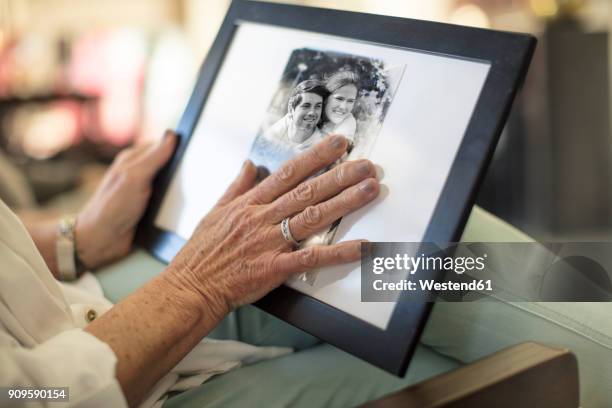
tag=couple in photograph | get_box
[263,70,360,157]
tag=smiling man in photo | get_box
[263,79,329,154]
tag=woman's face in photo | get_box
[325,84,358,124]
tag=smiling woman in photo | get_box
[321,70,360,142]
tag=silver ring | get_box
[280,217,300,247]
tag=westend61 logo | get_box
[361,243,495,302]
[368,250,492,296]
[361,242,612,302]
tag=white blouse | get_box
[0,200,290,407]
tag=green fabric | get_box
[164,344,458,408]
[96,251,165,303]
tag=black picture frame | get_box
[137,0,536,376]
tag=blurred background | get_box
[0,0,610,241]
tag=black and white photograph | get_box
[248,48,405,254]
[249,47,405,176]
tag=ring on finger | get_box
[280,217,300,248]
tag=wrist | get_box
[160,264,230,324]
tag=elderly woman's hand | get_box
[75,131,176,269]
[84,134,379,406]
[166,134,379,321]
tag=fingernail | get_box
[375,164,384,180]
[163,130,172,139]
[361,240,372,256]
[331,136,346,150]
[359,180,375,193]
[256,166,270,182]
[241,159,251,174]
[358,161,373,176]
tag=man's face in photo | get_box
[288,92,323,143]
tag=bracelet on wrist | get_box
[56,216,88,281]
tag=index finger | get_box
[274,240,364,278]
[248,135,349,204]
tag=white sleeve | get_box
[0,328,127,408]
[0,202,127,407]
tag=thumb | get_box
[140,130,177,178]
[216,160,258,206]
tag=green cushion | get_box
[164,343,459,408]
[96,250,166,304]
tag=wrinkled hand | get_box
[166,135,380,321]
[76,131,176,269]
